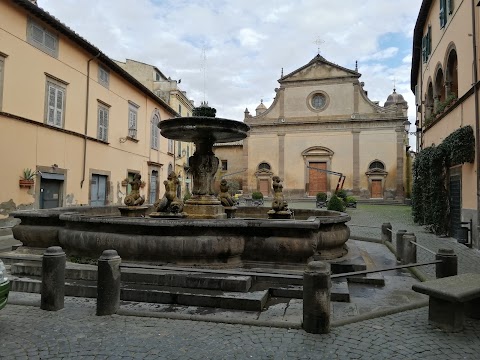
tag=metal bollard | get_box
[303,261,331,334]
[402,234,417,264]
[41,246,66,311]
[381,223,392,243]
[395,230,407,261]
[435,248,458,278]
[96,249,122,316]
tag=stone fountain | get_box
[158,116,249,219]
[11,113,351,267]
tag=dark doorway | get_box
[40,179,62,209]
[449,174,461,238]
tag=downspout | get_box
[81,53,100,188]
[472,0,480,246]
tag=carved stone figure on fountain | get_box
[151,172,185,217]
[268,175,292,219]
[124,174,145,206]
[218,179,237,218]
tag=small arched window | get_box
[258,162,271,171]
[369,161,385,170]
[168,163,173,174]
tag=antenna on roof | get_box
[355,60,358,72]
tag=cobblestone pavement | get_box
[2,204,480,359]
[1,300,480,360]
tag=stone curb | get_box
[117,308,303,330]
[331,299,429,327]
[352,236,429,282]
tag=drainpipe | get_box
[472,0,480,247]
[81,53,100,188]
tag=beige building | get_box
[411,0,480,248]
[0,0,178,215]
[240,54,409,200]
[115,59,196,197]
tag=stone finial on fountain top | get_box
[124,174,145,206]
[268,175,292,219]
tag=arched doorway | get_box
[366,160,388,199]
[255,162,273,196]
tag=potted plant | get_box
[251,191,264,206]
[19,168,36,188]
[316,192,327,208]
[327,194,345,212]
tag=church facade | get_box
[240,55,409,199]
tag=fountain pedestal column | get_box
[183,139,226,219]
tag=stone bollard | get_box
[395,230,407,261]
[381,223,392,243]
[303,261,331,334]
[435,248,458,278]
[96,249,122,316]
[41,246,66,311]
[402,233,417,264]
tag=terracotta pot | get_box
[19,179,34,188]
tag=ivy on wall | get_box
[411,125,475,235]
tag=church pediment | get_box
[280,55,359,83]
[301,146,334,158]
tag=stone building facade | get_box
[241,54,409,199]
[115,59,196,198]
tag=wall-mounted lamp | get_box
[403,121,420,135]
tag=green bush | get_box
[327,194,345,212]
[251,191,264,200]
[335,189,347,200]
[345,196,357,204]
[316,192,327,202]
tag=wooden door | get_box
[259,179,269,196]
[371,180,383,198]
[90,174,107,206]
[309,162,327,196]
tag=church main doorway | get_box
[308,162,327,196]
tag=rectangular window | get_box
[151,114,159,150]
[27,19,58,57]
[422,25,432,63]
[155,71,161,81]
[177,141,182,157]
[178,104,182,115]
[128,103,138,139]
[45,78,66,128]
[440,0,447,28]
[0,55,5,111]
[168,139,174,154]
[97,104,109,142]
[221,160,228,171]
[448,0,454,14]
[98,66,109,88]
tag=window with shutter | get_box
[97,105,109,142]
[98,66,110,88]
[27,19,58,57]
[45,80,65,128]
[0,56,4,111]
[151,113,159,150]
[440,0,447,28]
[128,104,138,139]
[448,0,454,14]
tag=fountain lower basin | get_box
[11,206,350,266]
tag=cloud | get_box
[39,0,422,131]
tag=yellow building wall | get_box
[0,1,175,212]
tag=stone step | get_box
[9,276,269,311]
[347,273,385,286]
[10,262,253,292]
[267,280,350,302]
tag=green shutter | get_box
[427,26,432,56]
[440,0,446,28]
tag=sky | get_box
[39,0,422,146]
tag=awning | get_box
[40,172,64,180]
